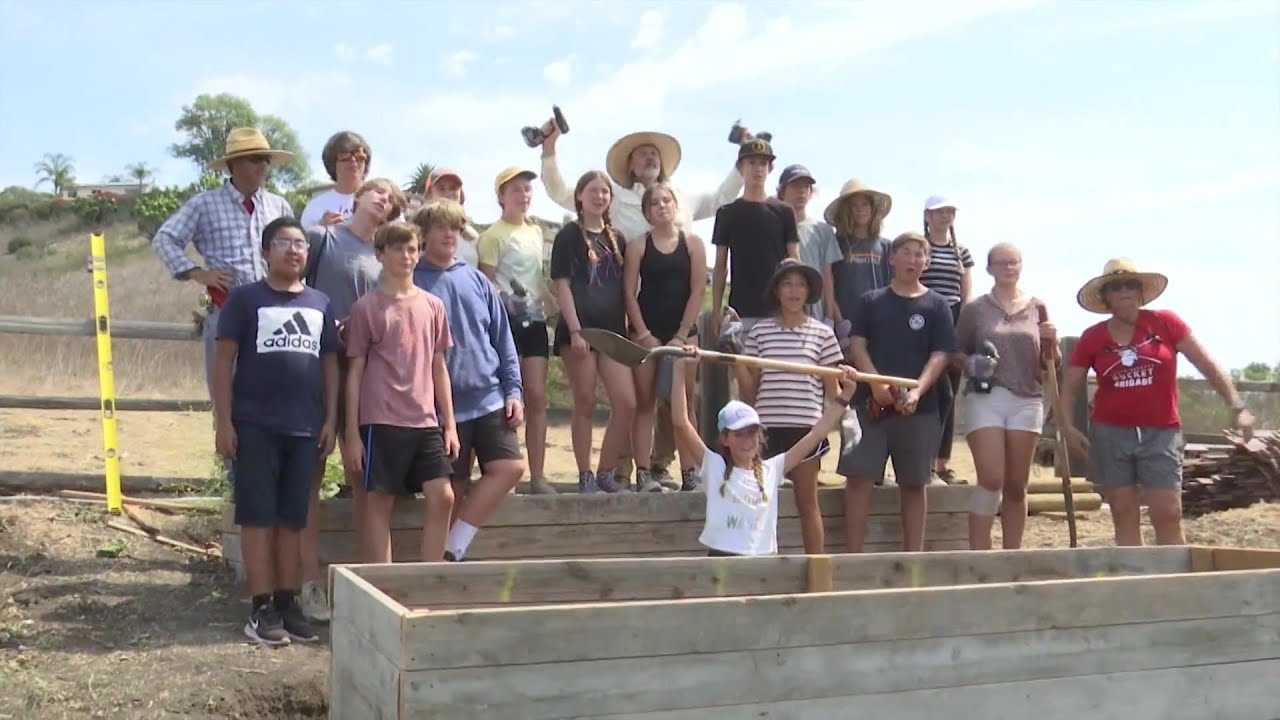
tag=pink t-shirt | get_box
[345,287,452,428]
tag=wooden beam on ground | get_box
[0,394,211,412]
[0,471,211,495]
[1027,493,1102,514]
[0,315,200,341]
[1026,479,1094,495]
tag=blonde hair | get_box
[833,194,883,244]
[719,429,768,502]
[641,181,678,223]
[411,199,469,235]
[373,221,419,252]
[890,231,930,256]
[354,177,407,222]
[986,241,1021,265]
[573,171,622,267]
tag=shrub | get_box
[6,235,33,255]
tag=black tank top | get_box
[637,231,693,342]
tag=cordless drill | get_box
[967,340,1000,394]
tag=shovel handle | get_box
[696,350,920,389]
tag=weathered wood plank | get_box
[0,471,210,495]
[592,659,1280,720]
[400,612,1280,718]
[0,315,200,341]
[329,620,400,720]
[306,513,968,563]
[1204,546,1280,571]
[398,559,1265,672]
[220,486,974,532]
[0,394,210,412]
[330,567,408,666]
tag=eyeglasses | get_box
[269,238,309,251]
[338,152,369,164]
[1103,278,1143,292]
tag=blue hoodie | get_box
[413,259,522,423]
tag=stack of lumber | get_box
[1181,430,1280,517]
[1026,479,1102,515]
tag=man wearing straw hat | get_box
[151,127,295,476]
[532,123,757,487]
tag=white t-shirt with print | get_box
[698,448,786,556]
[300,189,355,229]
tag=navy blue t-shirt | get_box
[850,286,957,414]
[217,280,339,436]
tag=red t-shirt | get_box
[1068,309,1190,428]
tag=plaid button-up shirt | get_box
[151,182,294,287]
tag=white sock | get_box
[446,521,479,560]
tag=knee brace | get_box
[969,486,1002,516]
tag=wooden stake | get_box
[106,520,221,558]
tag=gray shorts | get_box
[837,406,939,487]
[1088,422,1183,491]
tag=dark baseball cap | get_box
[778,164,815,187]
[737,138,776,162]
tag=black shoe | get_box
[443,550,460,562]
[278,602,319,643]
[244,604,290,646]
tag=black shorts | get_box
[764,426,830,465]
[359,425,453,495]
[452,408,524,482]
[231,422,319,530]
[511,321,550,359]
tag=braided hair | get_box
[572,170,622,267]
[719,429,768,503]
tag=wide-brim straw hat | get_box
[765,258,823,309]
[208,127,293,172]
[823,179,892,226]
[606,131,681,187]
[1076,257,1169,314]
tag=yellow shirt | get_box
[477,219,548,321]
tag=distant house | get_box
[68,182,150,199]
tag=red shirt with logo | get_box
[1068,309,1190,428]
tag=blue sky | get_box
[1,0,1277,372]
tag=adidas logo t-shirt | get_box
[216,280,339,436]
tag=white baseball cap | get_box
[717,401,762,431]
[924,194,957,211]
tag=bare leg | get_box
[241,527,274,597]
[419,479,455,562]
[300,461,326,585]
[790,459,824,554]
[632,360,659,476]
[596,355,638,472]
[1144,489,1185,545]
[561,349,599,474]
[274,526,302,591]
[1105,486,1144,546]
[966,428,1005,550]
[999,429,1039,549]
[362,491,396,563]
[520,357,549,481]
[900,486,927,552]
[843,479,874,552]
[455,459,525,527]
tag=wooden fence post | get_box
[697,312,730,446]
[1055,336,1090,478]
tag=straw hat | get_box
[823,179,892,226]
[606,131,681,187]
[1075,258,1169,314]
[208,128,294,172]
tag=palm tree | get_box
[125,162,155,189]
[34,153,75,196]
[406,162,435,194]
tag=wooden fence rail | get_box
[0,314,200,342]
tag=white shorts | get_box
[965,386,1044,433]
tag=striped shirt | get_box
[743,317,843,427]
[920,240,973,306]
[151,182,295,288]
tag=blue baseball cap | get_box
[778,164,815,189]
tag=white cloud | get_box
[631,10,665,49]
[366,43,394,65]
[443,51,479,77]
[544,57,574,88]
[333,42,355,61]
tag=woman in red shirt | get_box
[1060,258,1254,546]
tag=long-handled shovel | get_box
[1042,361,1079,548]
[578,328,921,388]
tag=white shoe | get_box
[299,580,330,623]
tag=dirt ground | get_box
[1,407,1278,718]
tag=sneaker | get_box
[578,471,602,494]
[443,550,461,562]
[652,467,680,491]
[635,469,666,493]
[244,604,290,647]
[595,469,630,494]
[298,580,330,624]
[680,467,703,493]
[528,476,559,495]
[278,602,320,643]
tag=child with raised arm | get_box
[343,222,458,564]
[668,350,859,557]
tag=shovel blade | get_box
[577,329,652,367]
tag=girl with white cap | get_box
[921,195,974,484]
[667,350,859,557]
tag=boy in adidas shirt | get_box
[214,217,340,646]
[344,222,458,565]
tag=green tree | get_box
[406,162,435,194]
[1233,362,1279,383]
[125,161,155,188]
[33,153,75,196]
[169,93,311,190]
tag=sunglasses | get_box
[1103,278,1143,293]
[269,238,309,252]
[338,152,369,164]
